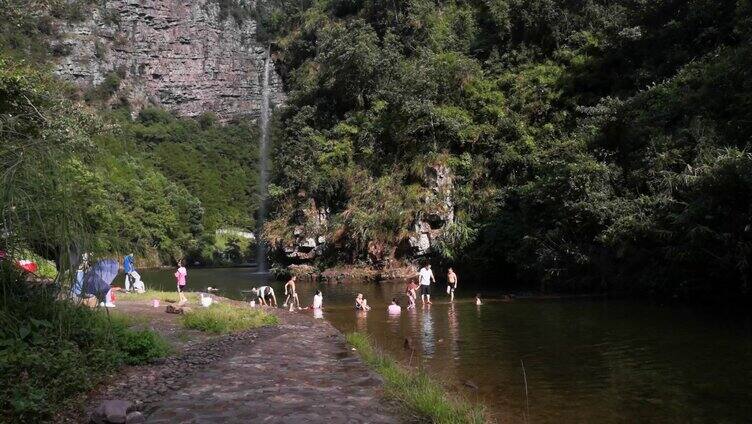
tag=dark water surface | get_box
[139,267,752,423]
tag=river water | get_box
[139,267,752,423]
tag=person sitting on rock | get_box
[355,293,371,311]
[251,285,277,307]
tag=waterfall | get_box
[256,48,271,273]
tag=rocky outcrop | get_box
[275,164,455,268]
[408,163,455,256]
[281,196,329,261]
[54,0,285,121]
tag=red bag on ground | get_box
[17,260,38,273]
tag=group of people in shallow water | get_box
[248,276,323,311]
[247,264,482,316]
[364,264,481,314]
[173,262,481,314]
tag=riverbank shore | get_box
[63,295,404,423]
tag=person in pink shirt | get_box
[387,298,402,314]
[175,261,188,304]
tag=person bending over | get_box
[252,285,277,307]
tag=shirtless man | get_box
[252,285,277,307]
[284,276,301,311]
[447,267,458,302]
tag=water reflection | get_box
[355,310,368,332]
[139,268,752,423]
[448,303,460,360]
[386,309,401,334]
[420,304,435,356]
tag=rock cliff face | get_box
[54,0,284,120]
[276,164,455,273]
[282,196,329,261]
[408,164,455,256]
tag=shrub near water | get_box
[182,303,278,334]
[0,272,171,422]
[111,317,171,365]
[346,332,486,424]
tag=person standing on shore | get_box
[175,261,188,304]
[123,253,135,291]
[447,267,458,302]
[418,263,435,305]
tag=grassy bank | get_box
[346,333,486,424]
[118,290,199,303]
[0,273,171,422]
[118,291,278,334]
[182,303,278,334]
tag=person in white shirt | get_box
[312,290,323,309]
[418,264,435,305]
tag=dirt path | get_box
[80,300,402,423]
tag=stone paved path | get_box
[145,310,401,423]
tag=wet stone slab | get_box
[146,311,401,423]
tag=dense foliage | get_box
[1,0,263,267]
[96,107,261,264]
[0,2,262,418]
[0,267,170,422]
[264,0,752,298]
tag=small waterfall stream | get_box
[256,48,272,273]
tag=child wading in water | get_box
[312,290,323,309]
[405,281,417,309]
[175,261,188,304]
[283,276,301,311]
[355,293,371,311]
[447,267,458,302]
[312,290,324,319]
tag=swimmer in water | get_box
[355,293,371,311]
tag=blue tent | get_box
[82,259,119,300]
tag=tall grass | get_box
[346,332,487,424]
[182,303,278,334]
